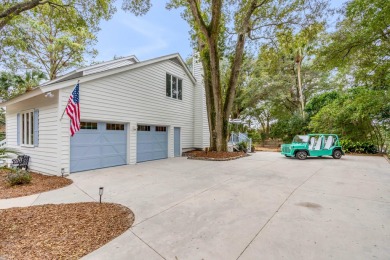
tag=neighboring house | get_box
[3,53,209,175]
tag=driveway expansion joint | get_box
[236,166,324,259]
[30,193,41,206]
[133,177,236,227]
[73,183,97,202]
[131,230,166,259]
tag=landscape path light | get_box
[99,187,104,203]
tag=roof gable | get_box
[41,55,139,86]
[1,53,195,106]
[42,53,195,90]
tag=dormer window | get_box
[166,73,182,100]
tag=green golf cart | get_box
[281,134,344,160]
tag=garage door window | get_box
[156,126,166,132]
[106,124,125,131]
[80,122,97,130]
[138,125,150,131]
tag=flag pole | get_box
[60,80,79,120]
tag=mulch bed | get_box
[255,147,280,152]
[186,150,246,161]
[0,169,73,199]
[0,202,135,260]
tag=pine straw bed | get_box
[0,169,73,199]
[0,202,135,260]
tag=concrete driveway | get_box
[1,152,389,259]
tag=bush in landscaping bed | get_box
[237,141,248,152]
[340,139,378,154]
[6,169,32,186]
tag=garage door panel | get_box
[136,153,149,163]
[70,122,127,173]
[74,135,100,144]
[71,157,101,172]
[72,145,101,157]
[101,133,126,143]
[101,144,126,152]
[137,125,168,163]
[101,156,126,168]
[153,151,166,160]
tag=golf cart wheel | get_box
[296,151,307,160]
[332,150,342,159]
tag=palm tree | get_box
[22,70,47,92]
[0,70,47,101]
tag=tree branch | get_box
[224,0,266,119]
[187,0,210,38]
[210,0,222,36]
[0,0,49,30]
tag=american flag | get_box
[66,83,80,136]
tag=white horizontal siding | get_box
[193,56,210,149]
[60,60,196,172]
[6,94,60,175]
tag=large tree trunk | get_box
[188,0,258,152]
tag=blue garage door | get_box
[137,125,168,162]
[70,122,127,173]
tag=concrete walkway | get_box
[1,152,389,259]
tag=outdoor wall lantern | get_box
[99,187,104,203]
[45,92,54,98]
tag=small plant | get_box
[0,147,19,159]
[251,145,256,153]
[237,141,248,153]
[6,169,32,186]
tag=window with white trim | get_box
[166,73,182,100]
[20,110,34,146]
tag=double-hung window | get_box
[166,73,182,100]
[17,109,38,147]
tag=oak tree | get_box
[124,0,328,151]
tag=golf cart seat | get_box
[324,136,334,149]
[314,136,324,150]
[308,137,316,150]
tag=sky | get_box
[93,1,192,63]
[92,0,348,64]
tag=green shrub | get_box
[6,169,32,186]
[247,130,262,144]
[340,139,378,154]
[237,141,248,152]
